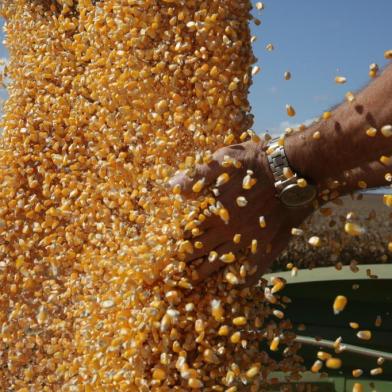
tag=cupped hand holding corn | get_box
[170,138,313,283]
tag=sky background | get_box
[0,0,392,136]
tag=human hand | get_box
[170,138,314,285]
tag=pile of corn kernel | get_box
[0,0,305,390]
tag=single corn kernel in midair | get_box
[286,104,296,117]
[311,360,323,373]
[375,315,383,327]
[323,111,332,120]
[370,367,383,376]
[352,383,363,392]
[345,222,365,236]
[377,357,385,366]
[220,252,236,264]
[308,236,321,247]
[333,295,348,315]
[208,251,218,263]
[269,337,280,351]
[369,63,379,78]
[251,239,258,254]
[218,208,230,223]
[380,155,392,165]
[233,234,242,244]
[266,43,274,51]
[255,2,264,10]
[356,330,372,341]
[236,196,248,207]
[297,178,307,188]
[252,66,261,76]
[357,180,367,189]
[383,194,392,207]
[317,351,332,361]
[192,178,205,193]
[366,127,377,137]
[226,272,239,285]
[326,358,342,369]
[335,76,347,84]
[352,369,363,378]
[273,309,284,319]
[381,124,392,138]
[284,71,291,80]
[216,173,230,187]
[259,216,266,228]
[349,322,359,329]
[194,241,203,249]
[384,49,392,59]
[242,175,257,190]
[271,278,285,294]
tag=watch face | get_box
[280,184,317,207]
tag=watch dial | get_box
[280,184,317,207]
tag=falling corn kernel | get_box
[323,111,332,120]
[308,236,321,247]
[220,252,236,264]
[230,332,241,344]
[216,173,230,187]
[326,358,342,369]
[286,104,296,117]
[357,330,372,341]
[226,272,240,285]
[246,364,261,379]
[366,127,377,137]
[370,367,383,376]
[208,251,218,263]
[252,66,261,76]
[297,178,308,188]
[270,337,280,352]
[311,360,323,373]
[266,43,274,51]
[313,131,321,140]
[271,278,285,294]
[352,383,363,392]
[384,195,392,207]
[358,180,367,189]
[352,369,363,378]
[345,222,365,237]
[236,196,248,207]
[218,325,230,336]
[233,234,242,244]
[243,175,257,190]
[255,2,264,10]
[317,351,332,361]
[219,208,230,223]
[335,76,347,84]
[333,295,348,315]
[380,155,392,165]
[349,322,359,329]
[291,228,304,236]
[284,71,291,80]
[273,310,284,319]
[251,239,258,254]
[259,216,267,228]
[192,178,206,193]
[381,124,392,138]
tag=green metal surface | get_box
[262,265,392,390]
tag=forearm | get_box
[285,64,392,188]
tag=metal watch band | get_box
[267,138,298,192]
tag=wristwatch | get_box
[267,137,317,208]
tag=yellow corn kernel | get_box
[233,317,247,326]
[381,124,392,138]
[266,43,274,51]
[366,127,377,137]
[333,295,348,315]
[152,368,166,381]
[259,216,266,228]
[236,196,248,207]
[218,325,230,336]
[211,299,224,322]
[313,131,321,140]
[188,378,204,389]
[218,208,230,223]
[252,66,261,76]
[308,236,321,247]
[216,173,230,187]
[192,178,205,193]
[326,358,342,369]
[317,351,332,361]
[273,310,284,319]
[297,178,307,188]
[352,383,363,392]
[370,367,383,376]
[246,363,261,379]
[230,332,241,344]
[251,239,258,254]
[220,252,236,264]
[349,322,359,329]
[323,111,332,120]
[335,76,347,84]
[384,195,392,207]
[243,175,257,190]
[286,104,296,117]
[311,360,323,373]
[225,272,239,285]
[255,2,264,10]
[352,369,363,378]
[380,155,392,165]
[345,222,365,236]
[356,330,372,341]
[284,71,291,80]
[345,91,355,103]
[270,337,280,352]
[233,234,242,244]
